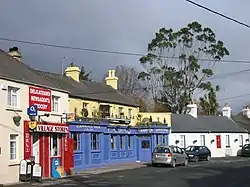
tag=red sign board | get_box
[29,86,51,112]
[36,124,69,133]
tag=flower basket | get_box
[13,116,21,123]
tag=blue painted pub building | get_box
[69,120,170,171]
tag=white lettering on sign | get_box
[30,88,51,96]
[76,125,101,129]
[25,134,30,153]
[155,129,169,132]
[36,125,69,133]
[138,129,153,133]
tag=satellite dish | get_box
[185,106,191,114]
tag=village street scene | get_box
[1,1,250,187]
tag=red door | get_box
[216,135,221,148]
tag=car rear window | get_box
[153,147,170,153]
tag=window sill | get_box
[6,108,22,112]
[91,150,101,153]
[74,151,83,154]
[9,161,20,166]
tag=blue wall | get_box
[69,121,170,171]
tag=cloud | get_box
[0,0,250,112]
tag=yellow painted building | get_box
[138,112,171,126]
[64,66,139,125]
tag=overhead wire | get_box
[1,37,250,64]
[185,0,250,29]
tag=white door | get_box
[32,134,40,163]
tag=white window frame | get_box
[52,95,60,112]
[50,134,61,157]
[7,86,20,108]
[226,135,230,148]
[10,134,18,161]
[200,135,205,146]
[180,135,186,148]
[239,135,243,147]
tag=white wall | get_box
[169,132,249,158]
[0,79,69,184]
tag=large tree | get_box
[115,65,149,111]
[138,21,229,114]
[199,82,220,115]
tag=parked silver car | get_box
[151,145,188,168]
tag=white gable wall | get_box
[169,132,248,157]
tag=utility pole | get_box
[61,56,67,75]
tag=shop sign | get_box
[155,129,169,133]
[138,128,153,133]
[75,125,101,131]
[25,133,31,153]
[29,86,51,112]
[108,128,131,134]
[36,124,69,133]
[32,164,42,177]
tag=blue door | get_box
[138,135,152,162]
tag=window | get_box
[128,135,133,149]
[180,135,186,148]
[120,135,125,149]
[91,133,100,150]
[52,96,60,112]
[10,134,18,160]
[72,133,81,151]
[128,109,132,119]
[200,135,205,146]
[110,135,117,149]
[153,147,170,153]
[50,134,61,156]
[239,135,243,147]
[141,140,150,149]
[156,135,159,145]
[162,135,167,145]
[226,135,230,148]
[7,86,19,107]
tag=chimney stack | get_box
[8,47,22,61]
[105,69,118,89]
[187,100,198,118]
[242,106,250,118]
[221,103,232,118]
[65,65,81,82]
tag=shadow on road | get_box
[47,160,250,187]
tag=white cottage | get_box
[169,104,248,157]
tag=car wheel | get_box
[194,156,199,163]
[171,160,176,168]
[206,155,211,161]
[184,159,188,166]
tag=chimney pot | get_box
[105,69,118,89]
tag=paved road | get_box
[15,157,250,187]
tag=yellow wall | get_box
[69,97,139,125]
[138,112,171,126]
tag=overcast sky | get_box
[0,0,250,113]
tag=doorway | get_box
[138,135,152,162]
[32,134,40,164]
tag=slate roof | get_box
[232,113,250,132]
[0,50,67,92]
[0,50,137,107]
[171,114,247,133]
[33,70,138,107]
